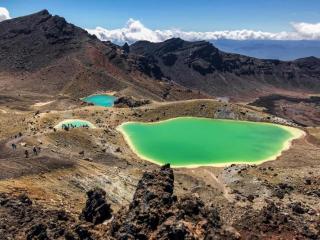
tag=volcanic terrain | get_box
[0,10,319,239]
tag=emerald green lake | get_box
[82,94,116,107]
[118,117,303,167]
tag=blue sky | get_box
[1,0,320,31]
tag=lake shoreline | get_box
[117,117,306,168]
[81,94,116,107]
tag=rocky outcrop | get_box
[109,164,238,239]
[236,200,320,239]
[122,42,130,54]
[1,165,319,239]
[0,193,94,240]
[80,188,113,225]
[250,94,320,127]
[114,96,150,108]
[273,183,294,199]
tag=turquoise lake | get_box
[82,94,116,107]
[55,119,96,129]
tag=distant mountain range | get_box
[0,10,319,102]
[130,39,320,99]
[212,40,320,61]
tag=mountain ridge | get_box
[0,10,319,101]
[130,38,320,99]
[0,10,203,101]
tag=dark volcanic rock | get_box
[0,193,94,240]
[162,53,178,66]
[114,96,150,108]
[289,202,309,214]
[273,183,294,199]
[122,42,130,54]
[131,38,320,99]
[26,224,48,240]
[236,200,320,239]
[1,165,319,239]
[109,164,237,239]
[250,94,320,126]
[80,188,113,225]
[110,164,175,238]
[0,10,92,71]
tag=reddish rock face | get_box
[1,10,320,101]
[0,10,204,101]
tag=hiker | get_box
[11,143,17,150]
[25,150,29,158]
[33,146,38,155]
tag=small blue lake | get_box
[82,94,116,107]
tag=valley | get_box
[0,94,319,239]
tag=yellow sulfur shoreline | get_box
[116,117,306,169]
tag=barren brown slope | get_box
[130,38,320,101]
[1,10,319,104]
[0,10,203,102]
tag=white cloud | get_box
[0,7,10,22]
[87,19,320,44]
[291,22,320,39]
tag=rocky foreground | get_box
[0,164,319,240]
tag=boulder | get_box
[80,188,112,225]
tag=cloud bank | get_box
[87,19,320,44]
[0,7,10,22]
[292,22,320,39]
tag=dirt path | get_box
[5,135,24,149]
[0,136,24,159]
[150,98,218,107]
[33,100,55,107]
[203,169,234,202]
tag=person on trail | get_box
[33,146,38,155]
[25,150,29,158]
[11,143,17,150]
